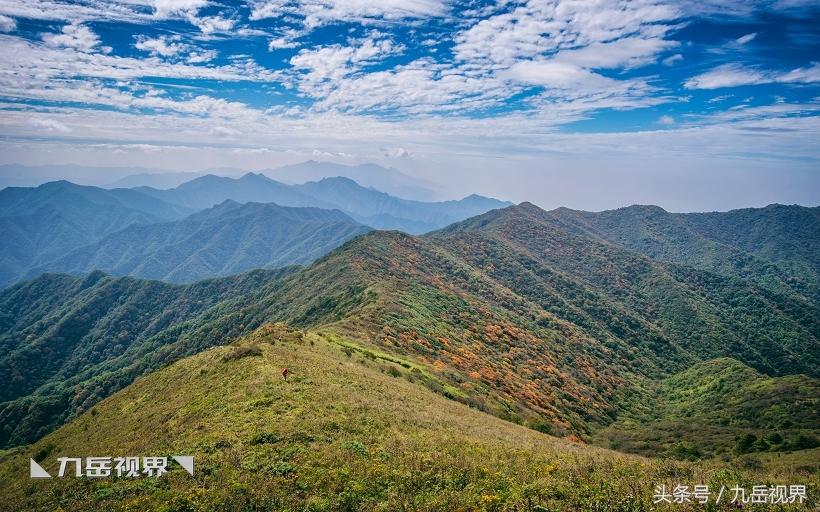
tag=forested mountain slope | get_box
[0,268,291,447]
[543,204,820,298]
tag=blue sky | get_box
[0,0,818,210]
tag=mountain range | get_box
[28,201,371,284]
[0,181,192,288]
[136,173,511,233]
[0,161,438,201]
[0,201,816,460]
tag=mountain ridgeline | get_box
[0,199,816,461]
[137,173,512,233]
[0,174,509,287]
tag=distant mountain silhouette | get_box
[268,160,437,200]
[140,173,511,234]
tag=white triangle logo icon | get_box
[172,455,194,476]
[30,459,51,479]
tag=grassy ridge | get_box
[0,324,816,511]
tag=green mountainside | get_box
[29,201,371,283]
[596,357,819,459]
[544,204,820,298]
[0,268,292,447]
[1,325,816,511]
[1,202,816,463]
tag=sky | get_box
[0,0,818,211]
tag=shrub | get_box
[222,345,263,362]
[249,432,280,445]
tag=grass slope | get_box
[0,324,815,511]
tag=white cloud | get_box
[29,117,71,133]
[151,0,207,18]
[662,53,683,66]
[657,115,675,125]
[289,35,404,90]
[684,64,768,89]
[135,35,185,57]
[453,0,681,70]
[42,23,102,52]
[685,62,820,89]
[386,147,410,158]
[0,34,276,84]
[0,0,150,24]
[503,60,613,89]
[249,0,447,28]
[268,37,298,51]
[134,34,217,62]
[735,32,757,45]
[192,14,235,34]
[553,37,679,70]
[0,14,15,32]
[779,63,820,84]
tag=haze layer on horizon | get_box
[0,0,818,212]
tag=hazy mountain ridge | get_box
[0,182,193,287]
[137,173,511,234]
[27,201,371,284]
[0,174,507,288]
[269,160,438,200]
[135,173,329,211]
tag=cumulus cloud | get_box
[135,35,185,57]
[151,0,208,18]
[42,22,102,52]
[268,37,298,51]
[289,35,404,90]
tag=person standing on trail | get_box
[282,368,289,381]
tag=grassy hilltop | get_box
[1,324,816,511]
